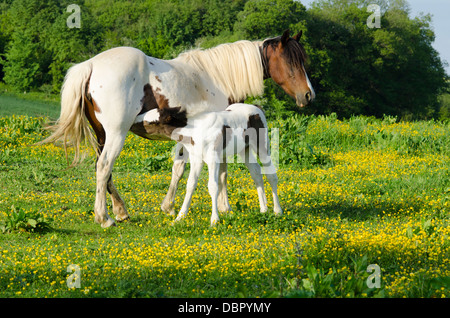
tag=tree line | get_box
[0,0,448,119]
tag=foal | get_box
[143,103,283,225]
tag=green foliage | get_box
[2,31,40,91]
[1,0,102,92]
[0,0,448,119]
[0,115,44,145]
[304,0,447,119]
[282,255,385,298]
[0,205,53,233]
[234,0,307,39]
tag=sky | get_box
[300,0,450,74]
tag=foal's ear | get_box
[293,30,303,42]
[281,29,290,46]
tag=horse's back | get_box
[88,47,152,129]
[225,103,267,128]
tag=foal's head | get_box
[261,29,315,108]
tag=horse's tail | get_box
[37,60,97,166]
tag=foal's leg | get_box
[94,131,127,228]
[263,170,282,215]
[207,160,221,226]
[217,162,231,212]
[161,143,186,215]
[174,159,203,222]
[257,143,283,216]
[239,148,268,213]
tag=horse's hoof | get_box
[161,203,176,216]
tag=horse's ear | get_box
[281,29,290,46]
[293,30,302,42]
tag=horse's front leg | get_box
[161,143,187,215]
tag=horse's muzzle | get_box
[296,91,313,108]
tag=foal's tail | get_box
[37,60,97,166]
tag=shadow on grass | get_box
[284,196,428,222]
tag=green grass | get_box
[0,94,60,119]
[0,94,449,298]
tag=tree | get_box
[304,0,447,119]
[0,0,447,119]
[234,0,307,39]
[2,0,103,92]
[1,0,58,91]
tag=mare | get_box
[39,30,314,228]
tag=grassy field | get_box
[0,93,449,298]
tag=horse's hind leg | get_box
[107,174,129,222]
[88,105,129,223]
[95,159,128,223]
[94,131,127,228]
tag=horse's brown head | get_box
[261,29,315,108]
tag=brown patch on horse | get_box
[214,125,232,152]
[154,88,170,109]
[247,114,265,131]
[228,97,245,106]
[138,83,171,115]
[158,107,187,127]
[129,121,175,141]
[244,114,266,150]
[130,107,187,141]
[84,95,106,150]
[138,84,157,115]
[174,133,195,146]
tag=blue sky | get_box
[300,0,450,74]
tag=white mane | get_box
[176,40,265,103]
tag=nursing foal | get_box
[140,103,282,225]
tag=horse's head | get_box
[261,30,315,108]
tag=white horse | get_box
[39,30,314,228]
[144,103,282,225]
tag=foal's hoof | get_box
[101,218,116,228]
[116,214,130,222]
[171,215,185,226]
[274,209,283,216]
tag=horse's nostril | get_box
[305,92,311,102]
